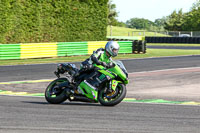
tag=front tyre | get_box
[45,78,69,104]
[98,84,126,106]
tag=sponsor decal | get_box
[92,91,96,99]
[84,80,97,91]
[77,86,84,95]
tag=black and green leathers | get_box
[81,48,114,70]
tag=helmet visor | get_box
[112,48,119,56]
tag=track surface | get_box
[0,96,200,133]
[1,55,200,132]
[1,55,200,82]
[147,45,200,50]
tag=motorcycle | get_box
[45,60,129,106]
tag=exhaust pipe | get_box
[69,95,97,103]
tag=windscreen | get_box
[114,60,128,74]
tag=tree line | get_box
[109,0,200,31]
[165,0,200,31]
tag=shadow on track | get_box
[22,101,103,107]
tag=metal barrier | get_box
[0,44,20,59]
[0,41,146,60]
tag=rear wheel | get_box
[45,78,69,104]
[98,83,126,106]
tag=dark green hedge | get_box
[0,0,108,43]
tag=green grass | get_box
[1,49,200,66]
[146,49,200,57]
[107,26,168,37]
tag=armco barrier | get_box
[146,37,200,44]
[57,42,88,56]
[87,41,107,55]
[0,44,20,59]
[20,43,57,59]
[118,41,133,54]
[0,41,146,60]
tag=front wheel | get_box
[98,84,126,106]
[45,78,69,104]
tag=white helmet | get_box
[105,41,120,57]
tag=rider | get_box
[56,41,120,78]
[79,41,120,73]
[56,41,120,93]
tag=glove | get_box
[107,62,115,68]
[82,64,93,71]
[101,62,108,68]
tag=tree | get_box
[154,17,167,31]
[164,0,200,31]
[182,0,200,31]
[183,8,200,31]
[108,0,118,26]
[126,18,154,30]
[191,0,200,10]
[116,21,126,27]
[164,9,185,31]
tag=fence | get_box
[107,36,145,41]
[0,41,146,60]
[122,31,200,37]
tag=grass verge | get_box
[107,26,168,36]
[1,49,200,66]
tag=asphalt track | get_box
[1,55,200,82]
[1,55,200,133]
[0,96,200,133]
[147,45,200,50]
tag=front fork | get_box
[106,80,118,94]
[104,80,120,99]
[109,80,118,91]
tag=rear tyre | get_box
[98,84,126,106]
[45,78,69,104]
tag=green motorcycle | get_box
[45,60,129,106]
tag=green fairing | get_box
[79,81,98,101]
[124,80,129,84]
[111,80,118,91]
[98,69,116,79]
[79,64,127,101]
[94,63,129,84]
[94,64,114,78]
[108,64,128,83]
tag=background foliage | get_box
[0,0,108,44]
[110,0,200,32]
[126,18,156,30]
[107,0,126,27]
[164,0,200,31]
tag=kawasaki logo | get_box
[84,81,97,91]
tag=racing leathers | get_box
[80,48,115,72]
